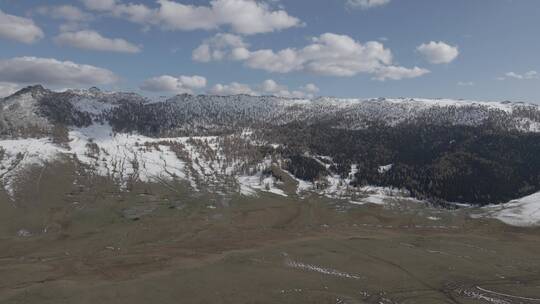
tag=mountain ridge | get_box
[4,85,540,139]
[5,84,540,109]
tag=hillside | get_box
[1,85,540,222]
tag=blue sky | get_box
[0,0,539,102]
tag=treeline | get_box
[270,123,540,205]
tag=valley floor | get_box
[1,162,540,304]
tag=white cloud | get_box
[258,79,319,98]
[502,71,538,80]
[300,83,320,94]
[81,0,301,35]
[55,30,141,53]
[0,57,119,86]
[374,66,430,81]
[259,79,296,97]
[417,41,459,64]
[206,0,301,35]
[195,33,429,80]
[155,0,217,31]
[140,75,207,94]
[506,72,523,79]
[0,82,20,98]
[210,79,319,98]
[192,33,249,62]
[35,5,93,35]
[260,79,282,93]
[36,5,92,22]
[0,9,44,44]
[457,81,474,86]
[258,79,318,98]
[210,82,256,95]
[347,0,391,9]
[244,48,302,73]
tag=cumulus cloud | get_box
[259,79,307,97]
[0,9,44,44]
[195,33,429,80]
[210,82,257,95]
[36,5,92,22]
[192,33,249,62]
[34,5,94,35]
[501,71,538,80]
[259,79,315,98]
[140,75,207,94]
[0,82,20,98]
[417,41,459,64]
[81,0,301,35]
[55,30,141,53]
[301,83,320,94]
[0,57,119,86]
[260,79,282,93]
[374,66,429,81]
[347,0,391,9]
[210,79,319,98]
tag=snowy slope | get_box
[479,192,540,227]
[0,86,52,133]
[0,137,61,197]
[1,123,285,199]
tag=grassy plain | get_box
[1,161,539,303]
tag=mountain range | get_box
[2,85,540,226]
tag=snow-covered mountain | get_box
[2,85,540,138]
[107,92,540,135]
[2,85,540,226]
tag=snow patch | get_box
[378,164,393,174]
[68,124,188,188]
[237,173,288,197]
[479,192,540,227]
[285,258,362,280]
[0,137,62,197]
